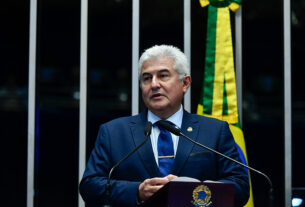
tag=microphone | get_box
[104,121,152,207]
[157,120,274,207]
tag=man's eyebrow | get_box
[141,72,151,76]
[141,69,170,77]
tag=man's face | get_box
[140,57,191,119]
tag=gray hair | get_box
[138,45,190,80]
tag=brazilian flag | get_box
[197,0,254,206]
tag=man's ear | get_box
[182,75,192,93]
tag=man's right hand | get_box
[137,174,177,202]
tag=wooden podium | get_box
[141,181,235,207]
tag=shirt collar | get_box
[147,105,183,128]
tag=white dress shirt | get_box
[147,105,183,166]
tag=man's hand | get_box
[138,174,178,202]
[165,174,177,181]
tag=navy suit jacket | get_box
[79,110,249,207]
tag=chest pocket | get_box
[181,149,217,180]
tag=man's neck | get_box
[150,106,183,120]
[148,105,183,127]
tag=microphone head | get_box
[157,120,181,136]
[144,121,152,136]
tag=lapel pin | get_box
[187,127,193,132]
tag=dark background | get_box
[1,0,304,206]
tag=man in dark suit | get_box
[79,45,249,207]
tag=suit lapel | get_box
[172,111,199,175]
[130,111,161,178]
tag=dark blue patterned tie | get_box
[156,121,175,176]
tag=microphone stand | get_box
[104,122,152,207]
[157,120,274,207]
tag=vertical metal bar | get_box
[78,0,88,206]
[184,0,191,112]
[284,0,292,206]
[235,6,243,126]
[132,0,140,115]
[27,0,37,206]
